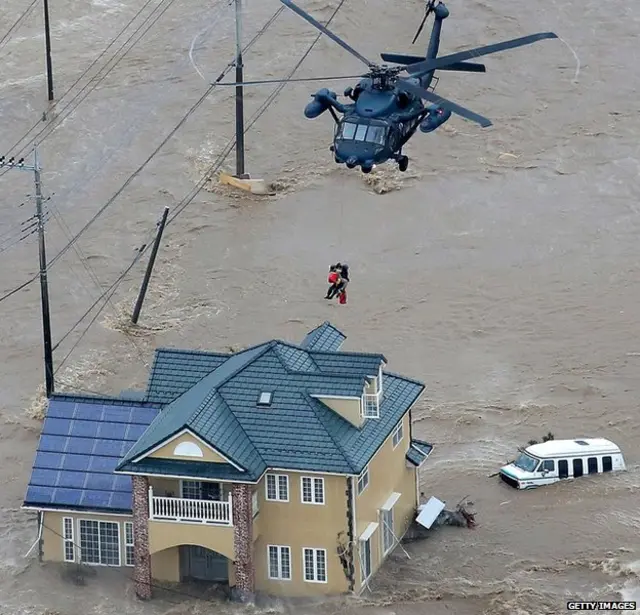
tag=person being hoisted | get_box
[324,263,349,304]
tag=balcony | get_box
[149,486,233,526]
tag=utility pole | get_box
[131,207,169,325]
[234,0,246,178]
[0,148,55,397]
[43,0,54,101]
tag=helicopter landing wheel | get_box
[398,155,409,172]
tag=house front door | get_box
[180,546,229,582]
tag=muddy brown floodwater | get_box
[1,0,640,613]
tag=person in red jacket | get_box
[325,264,341,299]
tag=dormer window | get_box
[257,391,273,406]
[361,364,383,419]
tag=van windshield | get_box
[513,453,538,472]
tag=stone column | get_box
[231,483,255,602]
[132,475,152,600]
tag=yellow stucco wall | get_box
[148,519,235,560]
[41,511,133,565]
[147,431,228,463]
[353,412,417,592]
[253,470,351,597]
[316,397,363,428]
[152,547,180,582]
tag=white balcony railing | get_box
[149,487,233,526]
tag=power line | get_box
[0,0,38,49]
[53,242,150,375]
[0,0,192,172]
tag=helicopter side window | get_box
[340,122,357,140]
[354,124,368,142]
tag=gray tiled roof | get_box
[406,439,434,467]
[300,321,347,352]
[117,324,424,479]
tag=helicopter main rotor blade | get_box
[380,53,486,73]
[404,32,558,75]
[279,0,373,67]
[213,75,363,86]
[400,80,492,127]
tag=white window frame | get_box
[124,522,134,567]
[360,537,372,583]
[265,473,289,502]
[77,519,121,566]
[381,508,394,555]
[302,547,328,583]
[267,545,292,580]
[301,476,325,505]
[63,516,75,562]
[357,466,369,496]
[391,420,404,449]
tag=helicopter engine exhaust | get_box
[304,88,339,118]
[419,106,452,133]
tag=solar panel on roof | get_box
[126,424,149,440]
[57,471,89,489]
[73,403,106,421]
[65,437,95,455]
[88,456,118,472]
[113,476,130,491]
[70,420,100,438]
[30,468,59,486]
[25,485,53,504]
[95,439,128,457]
[34,451,63,469]
[101,406,134,423]
[55,488,83,506]
[90,474,117,491]
[110,492,132,510]
[80,491,113,508]
[97,422,129,439]
[44,417,73,436]
[62,453,95,471]
[39,434,67,452]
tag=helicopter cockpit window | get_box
[339,122,357,140]
[365,125,387,146]
[354,124,368,142]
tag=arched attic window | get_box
[173,441,204,458]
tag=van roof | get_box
[526,438,621,458]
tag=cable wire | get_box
[0,0,191,173]
[0,0,38,49]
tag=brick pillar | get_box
[132,475,152,600]
[231,483,254,602]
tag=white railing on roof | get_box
[362,390,381,419]
[149,487,233,526]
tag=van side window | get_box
[587,457,598,474]
[602,456,612,472]
[542,460,554,471]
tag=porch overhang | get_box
[406,439,434,468]
[115,458,260,483]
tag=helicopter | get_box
[220,0,559,173]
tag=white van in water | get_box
[499,438,626,490]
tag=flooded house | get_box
[23,322,433,600]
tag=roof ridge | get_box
[382,370,426,388]
[273,341,320,372]
[309,349,387,360]
[211,342,274,390]
[214,391,267,469]
[49,393,160,407]
[153,347,232,357]
[306,394,357,473]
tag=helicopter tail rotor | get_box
[412,0,438,45]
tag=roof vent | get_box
[574,440,589,445]
[257,391,273,407]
